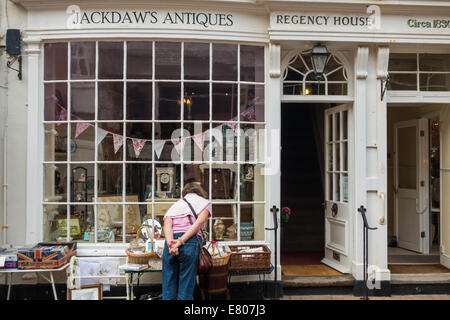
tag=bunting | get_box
[192,132,205,151]
[97,128,108,145]
[112,133,124,154]
[132,138,146,158]
[154,140,166,159]
[75,122,91,138]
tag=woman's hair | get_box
[182,182,207,198]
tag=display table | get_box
[124,267,162,300]
[0,264,70,300]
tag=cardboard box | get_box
[17,242,77,270]
[0,249,18,269]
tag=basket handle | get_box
[135,225,154,253]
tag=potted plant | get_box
[281,207,291,227]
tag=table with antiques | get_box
[124,267,162,300]
[1,263,70,300]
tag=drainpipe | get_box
[1,0,9,245]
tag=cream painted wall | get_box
[0,1,28,247]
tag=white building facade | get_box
[2,0,450,296]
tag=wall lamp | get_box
[311,44,330,81]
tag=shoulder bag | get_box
[183,198,212,274]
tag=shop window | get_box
[388,53,450,91]
[43,41,266,244]
[282,51,348,96]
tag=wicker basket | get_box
[228,244,271,271]
[126,225,159,265]
[207,243,232,267]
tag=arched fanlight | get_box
[310,44,330,81]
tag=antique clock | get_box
[156,167,175,197]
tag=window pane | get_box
[98,123,123,161]
[71,122,95,161]
[328,83,348,95]
[207,165,237,200]
[71,205,94,243]
[127,41,152,79]
[126,163,153,202]
[240,84,264,122]
[71,82,95,120]
[98,42,123,79]
[240,164,264,202]
[240,204,264,241]
[155,82,181,120]
[98,82,124,120]
[184,83,209,120]
[71,42,95,80]
[240,45,264,82]
[155,42,181,79]
[44,164,67,202]
[154,123,180,161]
[44,43,67,81]
[125,204,145,236]
[184,42,209,80]
[71,164,94,202]
[183,164,205,186]
[213,43,237,81]
[211,204,236,241]
[240,124,264,162]
[420,54,450,72]
[183,122,209,162]
[420,73,450,91]
[335,173,340,201]
[43,204,67,242]
[98,164,123,197]
[389,53,417,72]
[212,83,237,121]
[96,204,123,243]
[154,164,181,199]
[283,83,302,95]
[44,83,67,121]
[126,122,152,161]
[398,126,416,189]
[127,82,152,120]
[44,123,67,161]
[388,73,417,91]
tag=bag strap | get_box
[183,198,204,247]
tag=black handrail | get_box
[265,205,279,299]
[357,205,377,300]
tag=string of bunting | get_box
[46,95,257,158]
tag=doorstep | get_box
[282,274,355,288]
[391,273,450,285]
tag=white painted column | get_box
[353,45,391,285]
[24,37,43,245]
[352,46,369,280]
[265,43,281,282]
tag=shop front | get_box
[2,0,450,297]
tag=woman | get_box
[162,182,210,300]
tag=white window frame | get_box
[40,40,268,252]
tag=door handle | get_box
[331,203,338,217]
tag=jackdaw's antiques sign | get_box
[69,10,234,28]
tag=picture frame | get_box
[67,284,102,300]
[97,195,141,233]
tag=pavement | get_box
[280,294,450,300]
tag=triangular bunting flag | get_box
[172,137,186,156]
[75,122,91,138]
[58,108,67,121]
[192,133,205,151]
[154,140,166,159]
[112,134,124,154]
[97,128,108,145]
[132,138,146,158]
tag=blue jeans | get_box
[162,233,201,300]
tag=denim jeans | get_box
[162,233,201,300]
